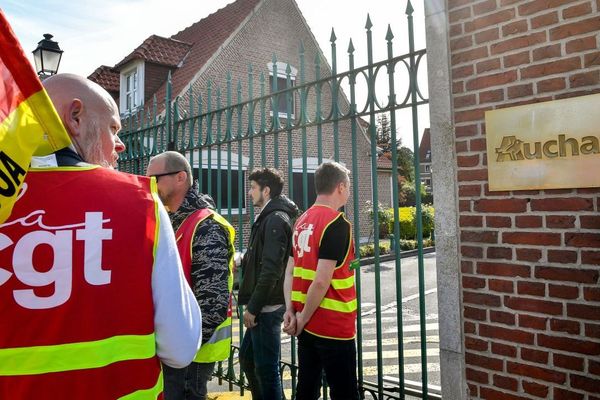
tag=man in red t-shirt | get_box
[283,161,359,400]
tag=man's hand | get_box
[283,309,297,335]
[243,309,257,329]
[294,311,308,337]
[234,252,244,268]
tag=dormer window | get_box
[267,61,297,119]
[125,70,138,111]
[119,61,145,115]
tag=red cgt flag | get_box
[0,10,71,223]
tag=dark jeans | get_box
[296,331,359,400]
[239,306,285,400]
[162,361,215,400]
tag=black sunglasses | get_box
[150,170,183,179]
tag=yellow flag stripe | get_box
[0,91,50,223]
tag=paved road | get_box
[212,251,440,399]
[357,252,440,397]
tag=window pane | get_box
[292,172,316,211]
[278,77,292,114]
[269,75,294,116]
[193,168,245,210]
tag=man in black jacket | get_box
[239,167,298,400]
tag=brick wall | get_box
[174,0,379,241]
[448,0,600,399]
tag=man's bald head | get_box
[43,73,117,118]
[43,74,124,168]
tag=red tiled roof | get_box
[88,65,120,92]
[115,35,192,69]
[419,128,431,162]
[90,0,261,112]
[150,0,262,113]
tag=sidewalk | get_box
[207,393,250,400]
[207,381,249,399]
[207,382,293,399]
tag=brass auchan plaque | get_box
[485,93,600,191]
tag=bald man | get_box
[41,73,125,168]
[0,74,202,399]
[147,151,234,400]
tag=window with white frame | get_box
[425,164,431,172]
[119,61,144,115]
[268,61,297,118]
[188,150,248,213]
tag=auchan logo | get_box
[495,134,600,162]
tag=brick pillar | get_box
[440,1,600,399]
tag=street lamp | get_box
[32,34,63,79]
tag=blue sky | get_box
[2,0,429,148]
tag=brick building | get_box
[90,0,391,241]
[426,1,600,399]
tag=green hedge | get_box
[389,205,435,240]
[358,238,434,257]
[359,241,391,258]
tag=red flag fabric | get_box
[0,10,71,223]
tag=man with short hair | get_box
[147,151,235,400]
[283,161,359,400]
[0,74,201,399]
[239,167,298,400]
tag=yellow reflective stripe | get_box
[321,297,357,312]
[293,267,353,289]
[293,266,315,280]
[0,334,156,376]
[291,291,357,313]
[150,177,160,266]
[291,291,305,303]
[194,317,232,363]
[331,275,354,290]
[205,318,232,345]
[118,371,163,400]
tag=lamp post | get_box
[32,34,63,79]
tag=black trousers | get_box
[296,331,359,400]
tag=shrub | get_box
[359,241,391,258]
[390,205,435,240]
[421,204,435,238]
[398,182,427,207]
[397,207,416,240]
[363,201,393,239]
[398,238,435,251]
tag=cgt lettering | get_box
[0,212,112,309]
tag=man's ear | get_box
[263,185,271,198]
[176,171,188,184]
[64,98,84,137]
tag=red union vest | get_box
[291,204,357,340]
[175,208,234,363]
[0,166,163,400]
